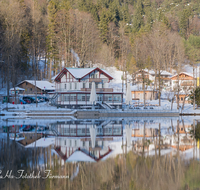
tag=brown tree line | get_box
[0,0,199,97]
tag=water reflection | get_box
[1,117,200,189]
[1,117,199,163]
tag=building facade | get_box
[17,80,55,94]
[52,67,123,108]
[170,72,196,91]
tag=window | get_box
[65,84,66,89]
[104,94,112,102]
[75,83,77,90]
[86,94,90,101]
[77,94,83,101]
[83,141,85,147]
[95,83,98,89]
[70,94,76,101]
[30,88,32,91]
[97,94,103,101]
[70,83,72,90]
[95,74,98,78]
[64,94,70,101]
[82,94,86,101]
[83,83,85,88]
[75,140,77,146]
[181,97,183,101]
[89,83,92,89]
[113,94,121,102]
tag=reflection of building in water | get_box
[132,128,158,137]
[131,120,196,155]
[50,120,123,137]
[53,120,123,162]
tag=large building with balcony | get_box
[170,72,196,91]
[51,67,123,108]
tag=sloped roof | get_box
[142,69,172,76]
[66,150,96,162]
[25,138,55,148]
[55,67,113,81]
[17,80,55,90]
[10,87,25,91]
[67,68,96,78]
[51,74,59,81]
[170,72,195,79]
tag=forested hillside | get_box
[0,0,200,89]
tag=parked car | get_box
[19,99,27,104]
[37,97,44,102]
[23,96,37,103]
[23,97,31,104]
[42,97,49,102]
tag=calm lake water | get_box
[0,116,199,189]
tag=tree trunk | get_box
[177,71,180,110]
[193,64,195,110]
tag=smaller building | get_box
[175,93,191,104]
[17,80,55,95]
[131,85,158,101]
[134,69,172,88]
[9,87,25,95]
[170,72,196,91]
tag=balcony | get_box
[181,82,194,86]
[89,78,108,83]
[81,88,113,92]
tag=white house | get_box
[51,67,123,108]
[170,72,196,91]
[134,69,172,88]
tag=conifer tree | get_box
[99,8,109,43]
[132,0,144,33]
[47,0,58,80]
[180,9,191,39]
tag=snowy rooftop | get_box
[170,72,194,79]
[10,87,25,91]
[54,67,114,79]
[25,137,55,148]
[17,80,55,90]
[67,67,95,79]
[66,150,96,162]
[130,84,155,91]
[144,69,172,76]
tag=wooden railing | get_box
[81,88,113,92]
[89,78,108,82]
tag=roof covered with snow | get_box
[55,67,113,81]
[67,68,96,78]
[10,87,25,91]
[143,69,172,76]
[24,137,55,148]
[17,80,55,90]
[66,150,96,162]
[170,72,195,79]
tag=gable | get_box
[55,67,113,82]
[171,73,194,80]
